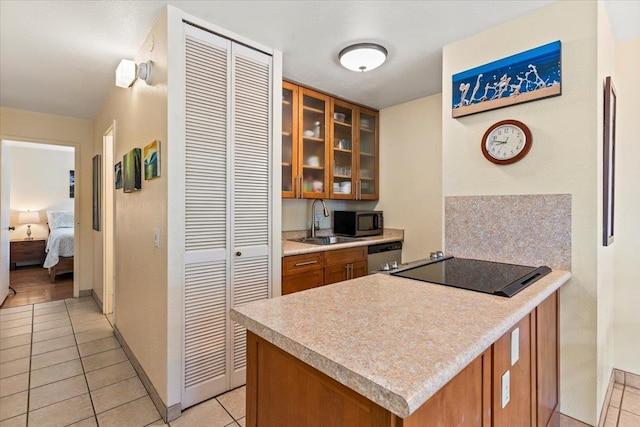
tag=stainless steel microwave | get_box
[333,211,384,237]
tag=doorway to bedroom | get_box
[1,141,77,308]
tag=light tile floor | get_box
[6,297,637,427]
[0,297,245,427]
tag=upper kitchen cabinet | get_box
[299,88,330,199]
[330,99,356,199]
[356,107,379,200]
[282,81,298,198]
[282,80,379,200]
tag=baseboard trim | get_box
[91,290,103,312]
[112,325,181,422]
[79,289,92,297]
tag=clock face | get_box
[481,120,532,165]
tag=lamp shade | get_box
[115,59,137,88]
[19,211,40,225]
[339,43,388,72]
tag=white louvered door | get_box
[182,24,272,408]
[229,44,272,387]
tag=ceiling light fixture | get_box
[115,59,153,88]
[339,43,388,72]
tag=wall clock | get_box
[481,119,532,165]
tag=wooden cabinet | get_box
[282,246,368,293]
[324,246,367,285]
[283,80,379,200]
[282,252,325,295]
[10,239,46,270]
[248,332,492,427]
[492,315,532,426]
[281,81,298,199]
[246,290,560,426]
[536,292,559,427]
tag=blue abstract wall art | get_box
[452,40,561,118]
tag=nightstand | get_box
[10,239,46,270]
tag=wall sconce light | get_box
[115,59,153,88]
[339,43,388,72]
[18,210,40,240]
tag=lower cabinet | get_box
[247,291,559,426]
[324,247,367,285]
[282,252,324,295]
[282,246,368,294]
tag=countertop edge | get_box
[231,270,572,418]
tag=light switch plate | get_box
[511,327,520,365]
[501,370,510,408]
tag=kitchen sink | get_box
[288,236,363,245]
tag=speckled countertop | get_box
[282,228,404,256]
[230,269,571,418]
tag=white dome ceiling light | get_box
[338,43,388,72]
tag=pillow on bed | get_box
[47,211,74,229]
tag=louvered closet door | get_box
[183,24,232,408]
[229,44,272,387]
[182,23,273,408]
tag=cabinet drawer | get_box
[282,252,324,276]
[324,246,367,266]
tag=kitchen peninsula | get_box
[230,268,571,426]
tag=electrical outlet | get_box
[154,228,160,248]
[501,370,510,408]
[511,327,520,365]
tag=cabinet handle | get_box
[295,260,317,267]
[350,264,354,279]
[236,251,242,256]
[8,226,15,231]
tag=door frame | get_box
[0,138,81,298]
[102,122,115,314]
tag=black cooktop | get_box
[391,257,551,297]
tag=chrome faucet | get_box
[310,199,329,238]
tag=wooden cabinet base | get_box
[246,332,491,427]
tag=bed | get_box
[44,211,74,282]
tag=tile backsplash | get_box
[445,194,571,270]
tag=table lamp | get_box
[18,210,40,240]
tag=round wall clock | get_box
[481,119,532,165]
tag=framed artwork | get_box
[603,76,616,246]
[452,40,561,118]
[92,155,101,231]
[114,161,123,189]
[69,170,75,198]
[143,140,160,180]
[123,148,142,193]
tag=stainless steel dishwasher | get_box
[367,241,403,274]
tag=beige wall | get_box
[377,94,443,262]
[442,2,600,423]
[93,10,170,404]
[282,199,376,232]
[0,107,93,292]
[613,37,640,375]
[596,0,616,415]
[9,144,74,240]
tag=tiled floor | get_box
[0,297,246,427]
[6,297,636,427]
[601,382,640,427]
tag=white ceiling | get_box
[1,1,638,120]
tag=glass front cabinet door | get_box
[282,81,298,198]
[330,99,355,199]
[299,88,330,199]
[356,107,379,200]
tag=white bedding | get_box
[44,228,74,268]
